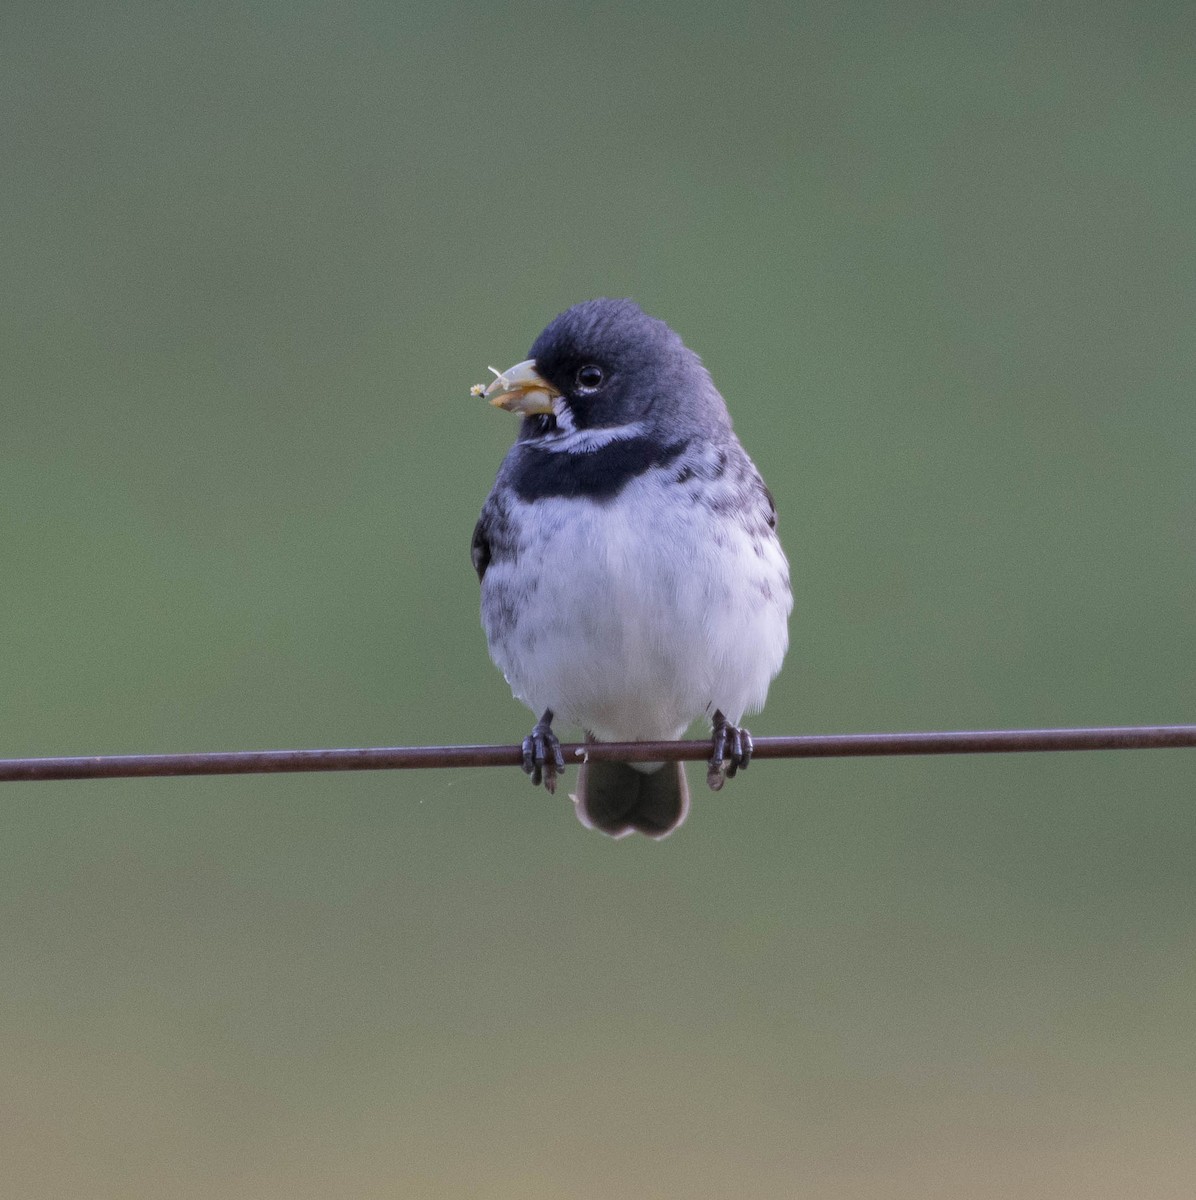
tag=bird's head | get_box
[478,298,729,442]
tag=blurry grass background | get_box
[2,1,1194,1196]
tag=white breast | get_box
[482,474,791,741]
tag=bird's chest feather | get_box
[481,470,787,737]
[490,479,716,652]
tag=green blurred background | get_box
[3,1,1194,1196]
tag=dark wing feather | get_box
[470,511,492,582]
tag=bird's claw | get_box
[522,709,566,794]
[707,709,753,791]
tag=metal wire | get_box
[0,724,1193,782]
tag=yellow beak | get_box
[481,359,561,416]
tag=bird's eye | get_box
[576,364,604,389]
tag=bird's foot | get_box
[522,709,566,794]
[707,709,753,792]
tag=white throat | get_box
[541,398,647,454]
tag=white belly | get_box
[482,475,791,740]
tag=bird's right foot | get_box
[707,709,753,791]
[522,709,566,794]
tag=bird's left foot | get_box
[522,709,566,794]
[707,709,753,791]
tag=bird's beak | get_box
[481,359,561,415]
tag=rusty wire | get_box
[0,724,1193,783]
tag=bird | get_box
[471,298,791,839]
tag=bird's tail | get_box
[571,761,690,840]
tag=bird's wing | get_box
[471,504,494,582]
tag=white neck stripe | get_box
[540,420,648,454]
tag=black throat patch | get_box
[511,436,689,502]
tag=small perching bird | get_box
[472,299,791,839]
